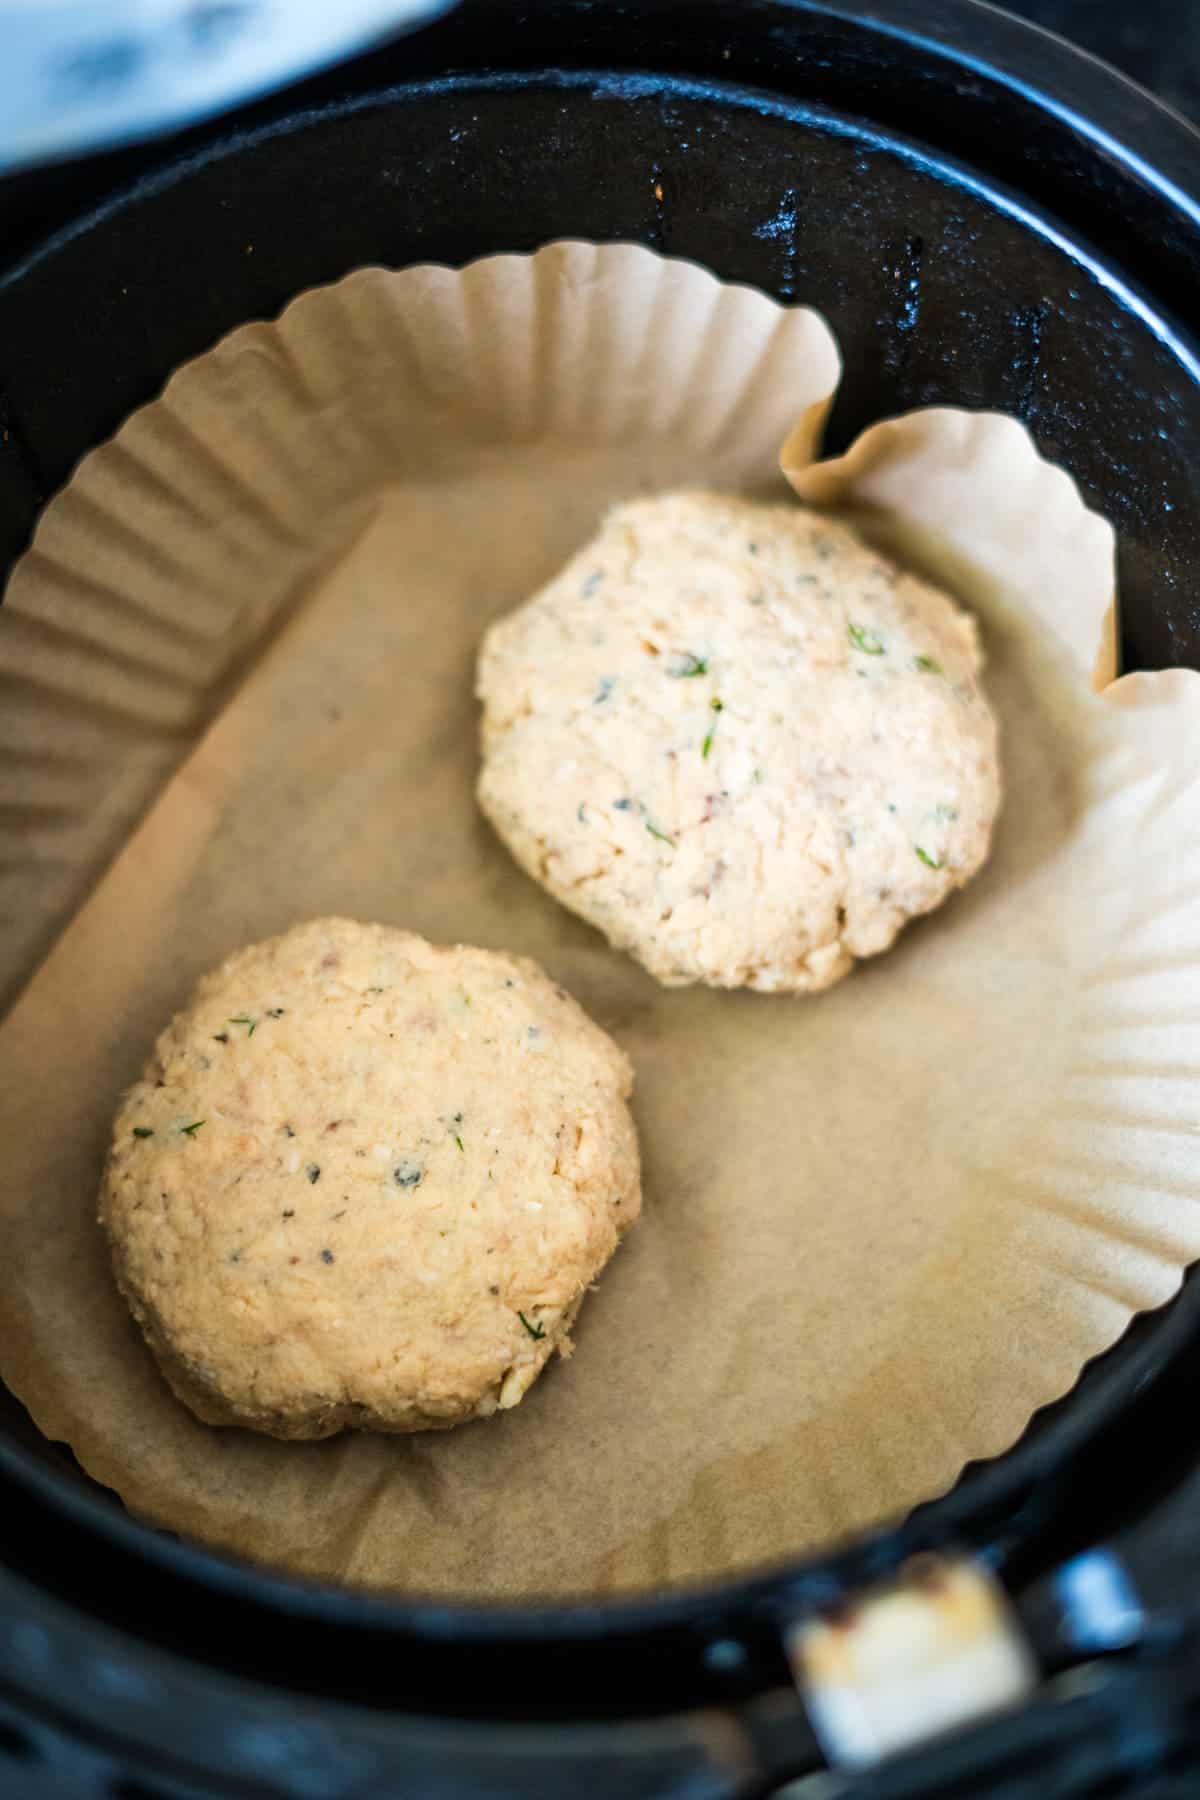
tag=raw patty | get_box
[477,492,1001,993]
[100,919,641,1438]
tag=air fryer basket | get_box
[1,2,1200,1796]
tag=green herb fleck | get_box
[180,1120,206,1137]
[518,1310,547,1341]
[645,820,675,847]
[229,1014,257,1036]
[670,653,708,679]
[914,654,943,675]
[848,622,885,656]
[752,768,764,785]
[454,1135,465,1153]
[749,591,766,606]
[935,803,959,823]
[701,697,724,760]
[132,1127,154,1139]
[212,1032,228,1045]
[915,846,944,870]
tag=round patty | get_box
[477,492,1001,993]
[100,920,641,1438]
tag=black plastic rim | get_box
[2,0,1200,1721]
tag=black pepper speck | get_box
[321,1248,335,1265]
[306,1164,321,1184]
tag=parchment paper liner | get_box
[0,241,1197,1601]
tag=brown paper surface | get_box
[1,242,1199,1601]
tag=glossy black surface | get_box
[4,0,1200,270]
[5,3,1200,681]
[0,1,1199,1790]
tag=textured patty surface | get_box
[100,919,641,1438]
[477,492,1001,993]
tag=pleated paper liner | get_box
[0,244,840,1019]
[0,242,1197,1600]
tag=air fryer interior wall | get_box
[0,0,1198,1738]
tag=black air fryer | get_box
[2,3,1200,1795]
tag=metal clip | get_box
[787,1554,1037,1769]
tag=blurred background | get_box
[1015,0,1198,122]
